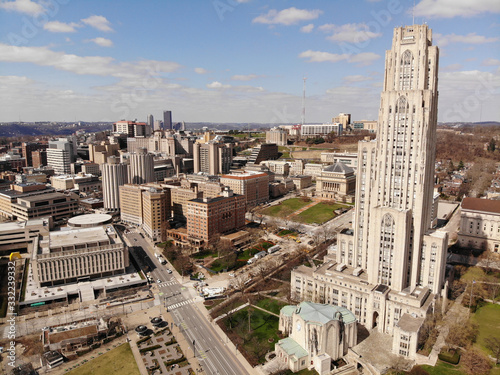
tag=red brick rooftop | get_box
[462,197,500,214]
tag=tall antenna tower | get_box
[301,76,307,125]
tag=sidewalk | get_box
[193,299,257,374]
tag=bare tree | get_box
[460,348,492,375]
[446,320,479,348]
[485,336,500,364]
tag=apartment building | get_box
[220,171,269,210]
[186,188,245,244]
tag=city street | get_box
[125,231,252,375]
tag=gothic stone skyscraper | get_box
[292,25,448,359]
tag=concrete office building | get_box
[320,152,358,171]
[129,148,155,184]
[457,197,500,253]
[352,120,377,133]
[101,156,128,211]
[266,127,288,146]
[113,120,151,137]
[186,187,245,244]
[332,113,351,127]
[301,123,343,137]
[31,225,128,287]
[119,184,171,242]
[292,25,448,359]
[11,192,78,222]
[220,171,269,210]
[193,141,233,175]
[47,138,75,174]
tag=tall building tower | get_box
[128,148,155,184]
[163,110,172,130]
[292,25,448,358]
[147,114,154,128]
[101,156,128,211]
[47,138,75,174]
[344,24,446,294]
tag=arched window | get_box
[379,213,395,286]
[399,50,414,90]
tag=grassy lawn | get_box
[237,241,274,262]
[221,306,280,365]
[280,152,290,159]
[68,343,140,375]
[296,202,347,224]
[254,298,288,315]
[261,198,312,218]
[472,303,500,356]
[420,360,466,375]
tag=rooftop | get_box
[44,226,114,249]
[323,162,354,174]
[276,337,308,359]
[462,197,500,214]
[286,301,357,325]
[396,313,425,333]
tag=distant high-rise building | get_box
[47,138,75,174]
[147,114,154,128]
[154,120,163,131]
[101,156,128,211]
[292,24,447,359]
[163,110,172,130]
[128,148,155,185]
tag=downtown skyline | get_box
[0,0,499,124]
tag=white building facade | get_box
[292,25,448,358]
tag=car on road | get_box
[157,279,162,284]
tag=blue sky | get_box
[0,0,499,124]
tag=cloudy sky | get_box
[0,0,499,124]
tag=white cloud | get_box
[43,21,80,33]
[319,23,382,43]
[81,15,113,32]
[414,0,500,18]
[0,0,43,15]
[206,81,231,89]
[300,23,314,33]
[299,50,349,63]
[342,75,373,84]
[349,52,381,66]
[87,37,113,47]
[194,67,208,74]
[441,63,463,72]
[0,75,34,87]
[252,7,323,26]
[231,74,259,81]
[299,50,380,66]
[435,33,499,47]
[0,43,180,79]
[483,58,500,66]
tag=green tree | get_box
[487,138,496,152]
[458,160,465,170]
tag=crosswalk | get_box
[157,281,177,288]
[166,298,195,311]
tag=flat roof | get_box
[47,226,111,248]
[17,192,66,202]
[68,214,111,226]
[397,313,424,332]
